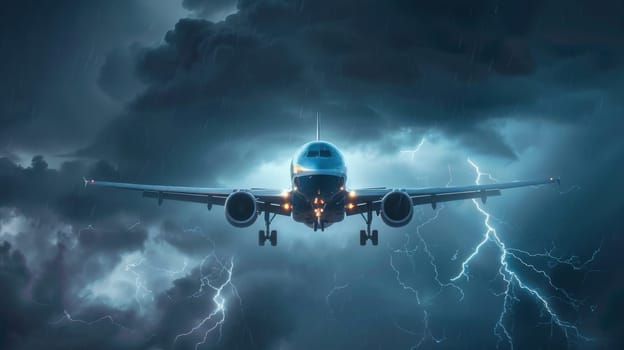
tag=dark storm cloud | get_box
[97,45,145,103]
[0,155,124,221]
[0,239,146,350]
[0,0,180,155]
[77,0,624,183]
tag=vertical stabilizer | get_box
[316,112,320,141]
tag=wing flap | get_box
[411,189,501,206]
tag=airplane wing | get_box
[345,177,560,215]
[83,179,291,215]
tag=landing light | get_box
[348,190,357,198]
[281,189,290,198]
[293,164,309,174]
[283,203,290,210]
[347,203,355,210]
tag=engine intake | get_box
[380,191,413,227]
[225,191,258,227]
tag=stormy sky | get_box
[0,1,622,349]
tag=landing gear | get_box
[371,230,378,246]
[259,230,265,246]
[313,219,325,232]
[258,210,278,246]
[359,203,379,246]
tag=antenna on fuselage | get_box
[316,112,320,141]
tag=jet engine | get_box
[380,191,413,227]
[225,191,258,227]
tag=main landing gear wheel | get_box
[259,210,278,246]
[371,230,378,246]
[360,230,367,246]
[259,230,266,246]
[358,204,379,246]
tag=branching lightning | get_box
[449,158,597,348]
[173,253,235,350]
[401,138,426,161]
[326,272,350,318]
[390,152,599,348]
[389,163,455,347]
[50,309,132,332]
[394,311,446,349]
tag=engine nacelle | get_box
[224,191,258,228]
[380,190,413,227]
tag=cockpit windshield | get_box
[305,145,332,158]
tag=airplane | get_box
[85,118,560,246]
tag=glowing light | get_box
[282,203,290,210]
[347,203,355,210]
[281,189,290,198]
[348,190,357,198]
[293,164,310,174]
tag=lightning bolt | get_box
[394,310,446,349]
[389,163,455,347]
[71,224,94,249]
[391,150,599,348]
[401,138,426,161]
[450,158,597,348]
[173,253,235,350]
[389,205,459,306]
[125,258,154,311]
[49,309,132,332]
[326,272,350,318]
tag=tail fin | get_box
[316,112,320,141]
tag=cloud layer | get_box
[1,1,623,349]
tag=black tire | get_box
[371,230,379,246]
[270,230,277,246]
[259,230,265,246]
[359,230,367,246]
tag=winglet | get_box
[83,177,88,187]
[316,112,320,141]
